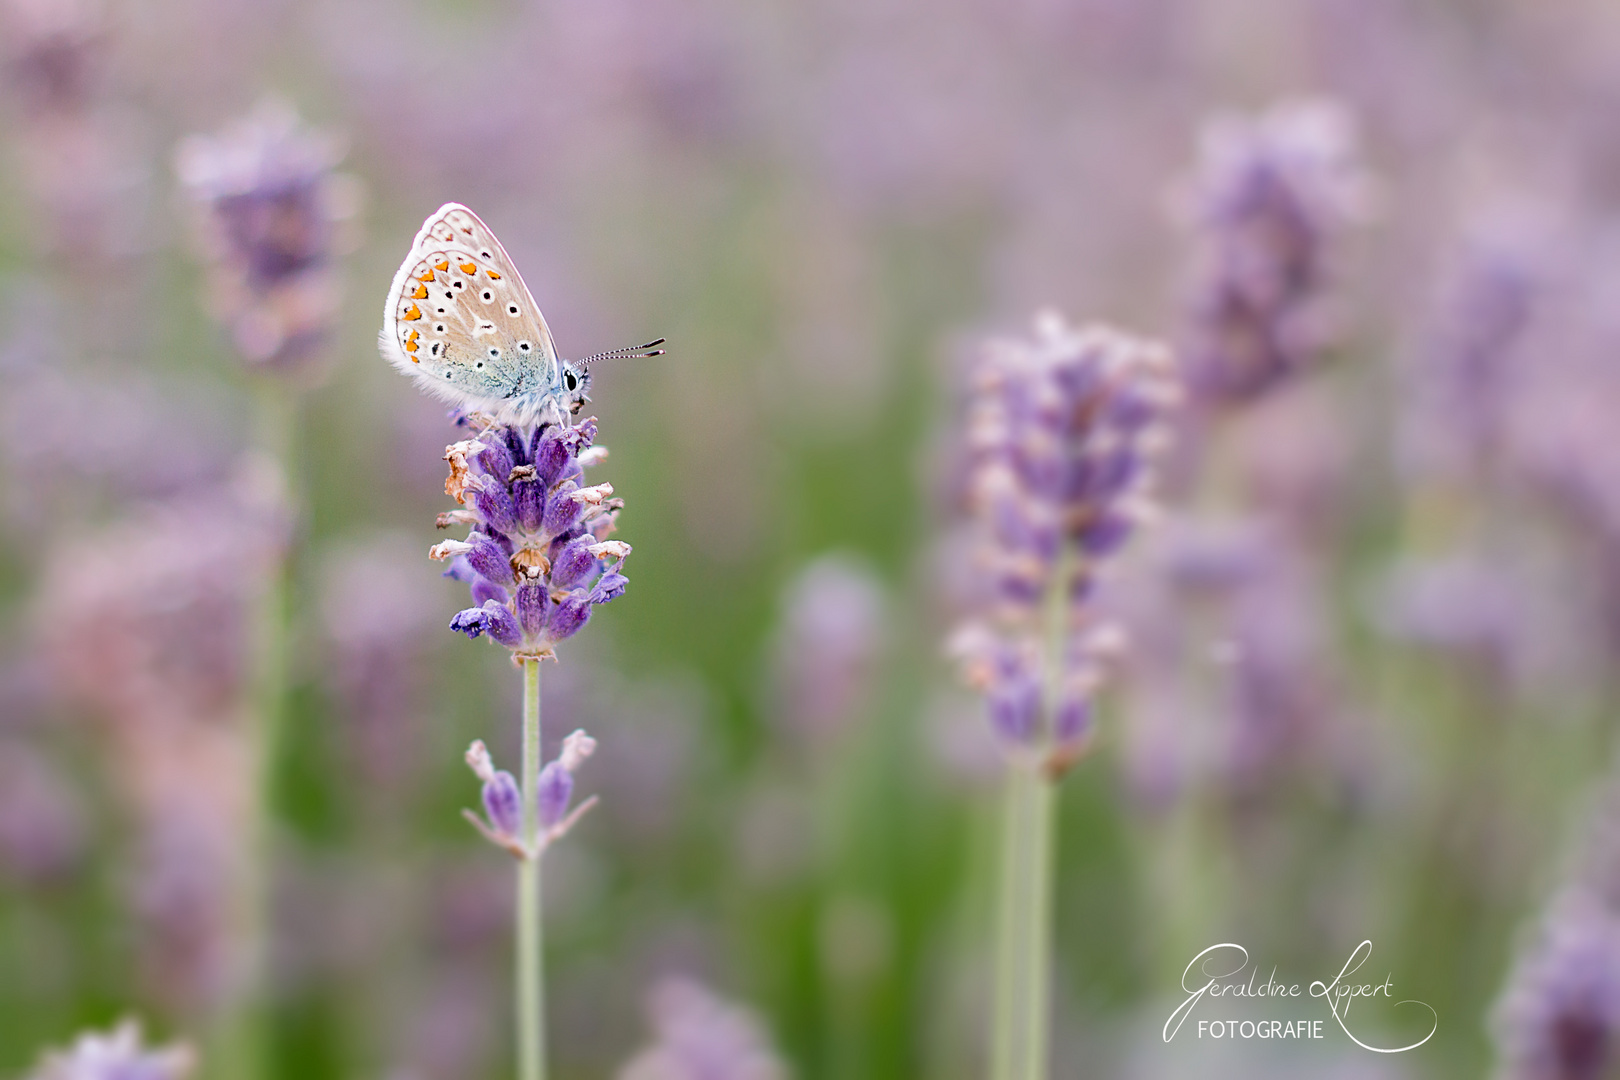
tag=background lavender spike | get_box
[1177,99,1369,407]
[176,99,360,381]
[950,311,1180,762]
[1493,764,1620,1080]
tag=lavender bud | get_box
[449,600,522,647]
[546,594,593,642]
[591,571,629,604]
[987,673,1041,744]
[478,442,514,483]
[542,481,587,538]
[549,539,601,591]
[532,431,571,486]
[1078,510,1134,558]
[515,584,548,637]
[482,770,522,839]
[1054,695,1093,746]
[473,485,519,539]
[536,762,574,830]
[501,425,530,464]
[464,532,515,589]
[514,473,546,532]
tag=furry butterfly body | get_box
[380,203,603,425]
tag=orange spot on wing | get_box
[417,268,436,282]
[459,261,477,274]
[435,259,450,271]
[486,270,502,279]
[403,304,422,321]
[412,283,429,299]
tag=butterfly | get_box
[380,202,663,426]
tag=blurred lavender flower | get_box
[1495,892,1620,1080]
[618,978,787,1080]
[464,731,597,858]
[2,0,102,116]
[40,469,287,1011]
[176,99,359,378]
[0,0,145,263]
[1367,548,1600,699]
[949,311,1179,772]
[43,471,287,729]
[1494,769,1620,1080]
[1399,231,1540,485]
[432,415,630,661]
[1112,515,1371,808]
[768,553,888,747]
[26,1019,195,1080]
[1178,99,1369,405]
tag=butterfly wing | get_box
[380,203,563,418]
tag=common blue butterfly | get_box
[380,203,662,424]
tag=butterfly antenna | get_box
[576,338,667,366]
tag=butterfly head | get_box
[560,361,592,415]
[560,338,666,416]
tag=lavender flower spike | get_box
[433,415,631,661]
[1178,98,1369,405]
[176,99,360,380]
[950,312,1180,772]
[27,1019,195,1080]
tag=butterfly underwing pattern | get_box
[379,202,591,426]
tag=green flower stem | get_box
[991,761,1057,1080]
[517,658,547,1080]
[215,382,298,1080]
[992,549,1071,1080]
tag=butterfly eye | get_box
[563,370,578,391]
